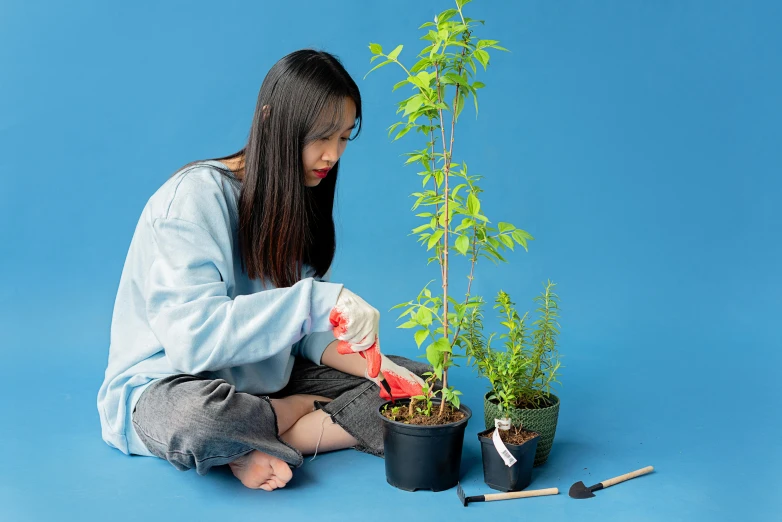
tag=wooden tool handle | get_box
[601,466,654,488]
[484,487,559,502]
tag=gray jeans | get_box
[131,355,429,475]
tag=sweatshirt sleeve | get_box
[145,216,343,374]
[292,267,338,365]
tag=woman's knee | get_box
[133,376,238,454]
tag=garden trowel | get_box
[569,466,654,499]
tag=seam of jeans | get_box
[288,377,362,382]
[323,383,380,454]
[325,381,375,417]
[171,448,252,462]
[258,396,304,465]
[132,418,169,449]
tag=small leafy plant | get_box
[469,281,562,416]
[367,0,533,419]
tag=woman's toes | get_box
[229,450,292,490]
[270,460,293,484]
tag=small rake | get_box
[457,482,559,507]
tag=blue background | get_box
[1,1,779,520]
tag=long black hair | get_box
[210,50,362,288]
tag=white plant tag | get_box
[492,418,517,467]
[495,418,511,430]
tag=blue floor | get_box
[2,339,777,521]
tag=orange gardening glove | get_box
[333,335,425,400]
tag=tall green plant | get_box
[367,0,533,417]
[469,282,562,416]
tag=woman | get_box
[97,49,426,491]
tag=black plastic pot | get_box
[377,399,472,492]
[478,428,540,492]
[483,392,560,466]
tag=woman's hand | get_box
[329,287,379,352]
[369,354,426,401]
[321,340,425,400]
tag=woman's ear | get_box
[262,105,271,121]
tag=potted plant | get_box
[365,0,533,491]
[469,282,562,492]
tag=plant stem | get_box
[434,61,451,417]
[449,208,478,347]
[429,121,444,280]
[435,32,469,417]
[443,43,472,349]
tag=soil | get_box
[481,427,538,445]
[381,403,466,425]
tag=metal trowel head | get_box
[568,481,597,499]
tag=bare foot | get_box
[228,450,294,491]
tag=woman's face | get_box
[302,97,357,187]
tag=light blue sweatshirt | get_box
[97,161,343,456]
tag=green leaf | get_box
[473,81,486,89]
[456,0,472,8]
[414,329,429,348]
[386,122,403,138]
[404,96,423,116]
[410,57,431,74]
[437,9,458,24]
[454,217,473,232]
[443,73,464,85]
[394,124,412,141]
[364,59,392,79]
[398,320,418,329]
[427,229,444,250]
[426,343,441,366]
[455,92,465,119]
[500,234,514,249]
[416,306,433,326]
[416,70,432,87]
[388,44,404,61]
[498,222,515,233]
[467,193,481,216]
[396,306,414,320]
[474,49,490,69]
[412,223,431,234]
[432,337,451,353]
[404,154,423,165]
[476,39,500,49]
[369,43,383,55]
[419,21,436,29]
[392,78,410,91]
[455,234,470,255]
[438,210,448,228]
[409,76,427,91]
[430,40,442,57]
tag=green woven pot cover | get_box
[483,392,560,467]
